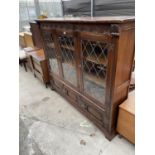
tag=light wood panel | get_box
[117,91,135,144]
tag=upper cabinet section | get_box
[41,30,60,76]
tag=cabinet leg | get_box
[23,62,27,72]
[105,130,116,141]
[50,85,55,91]
[45,83,48,88]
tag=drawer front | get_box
[87,106,102,121]
[52,78,104,126]
[60,82,104,124]
[78,97,103,122]
[63,85,77,102]
[33,62,42,74]
[34,70,44,83]
[53,79,63,91]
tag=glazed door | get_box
[80,32,113,104]
[41,30,60,76]
[55,30,78,88]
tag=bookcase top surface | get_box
[36,16,134,24]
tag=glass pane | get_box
[19,0,37,31]
[58,35,77,86]
[82,39,111,103]
[28,7,37,19]
[42,31,59,75]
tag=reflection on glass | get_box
[42,31,59,75]
[82,40,110,103]
[49,58,59,74]
[59,35,77,86]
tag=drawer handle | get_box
[63,31,66,35]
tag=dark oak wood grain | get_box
[36,16,135,140]
[30,21,43,48]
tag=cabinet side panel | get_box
[110,23,135,132]
[115,29,135,87]
[30,22,43,48]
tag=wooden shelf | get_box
[85,55,107,65]
[61,45,74,51]
[85,72,106,87]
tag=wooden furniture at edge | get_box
[117,91,135,144]
[19,32,26,48]
[36,16,135,140]
[24,47,39,71]
[29,49,49,87]
[24,32,34,48]
[22,32,35,71]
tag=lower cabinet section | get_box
[51,77,113,139]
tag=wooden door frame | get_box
[79,31,114,109]
[54,29,80,91]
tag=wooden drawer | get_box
[78,97,103,123]
[33,61,42,74]
[63,85,77,102]
[34,69,44,83]
[87,106,103,121]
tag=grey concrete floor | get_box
[19,66,135,155]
